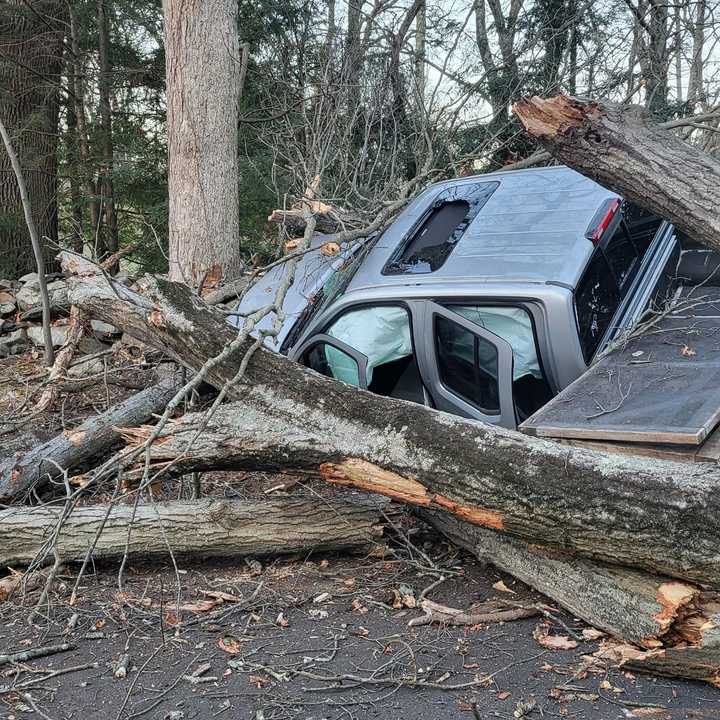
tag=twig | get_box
[0,642,74,667]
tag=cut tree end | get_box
[513,95,603,139]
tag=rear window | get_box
[625,205,663,254]
[604,223,639,291]
[575,201,663,362]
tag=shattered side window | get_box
[575,251,620,363]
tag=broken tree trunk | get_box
[0,380,177,502]
[513,94,720,253]
[0,497,383,566]
[62,253,720,587]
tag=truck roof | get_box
[345,165,617,294]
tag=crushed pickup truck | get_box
[236,165,720,455]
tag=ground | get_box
[2,547,720,720]
[2,354,720,720]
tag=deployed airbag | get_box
[326,306,412,385]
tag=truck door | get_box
[416,302,516,428]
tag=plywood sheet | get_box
[520,287,720,445]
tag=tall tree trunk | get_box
[0,0,66,278]
[414,0,426,100]
[687,0,706,108]
[64,102,84,253]
[344,0,362,118]
[162,0,243,286]
[68,3,101,250]
[96,0,119,263]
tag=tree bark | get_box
[425,510,720,686]
[62,253,720,589]
[0,380,178,502]
[0,497,384,567]
[513,94,720,254]
[0,0,66,278]
[162,0,243,286]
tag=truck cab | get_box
[234,167,679,429]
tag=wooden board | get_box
[520,286,720,446]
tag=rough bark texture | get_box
[62,253,720,588]
[0,497,384,566]
[0,380,178,502]
[513,94,720,253]
[163,0,242,285]
[0,0,66,277]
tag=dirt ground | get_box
[2,540,720,720]
[2,354,720,720]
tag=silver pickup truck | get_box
[234,166,682,429]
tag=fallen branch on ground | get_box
[0,378,178,502]
[0,496,385,567]
[408,598,539,627]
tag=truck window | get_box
[435,315,500,413]
[575,251,620,363]
[603,222,639,291]
[446,306,552,419]
[324,305,425,403]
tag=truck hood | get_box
[229,233,353,350]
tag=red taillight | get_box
[588,198,621,245]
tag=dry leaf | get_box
[179,599,219,613]
[0,569,23,601]
[680,345,696,357]
[164,610,181,626]
[284,238,300,252]
[351,626,369,637]
[497,691,511,700]
[581,628,605,641]
[248,674,269,689]
[351,598,368,614]
[492,580,516,594]
[534,627,578,650]
[320,242,340,257]
[276,611,289,627]
[218,635,242,654]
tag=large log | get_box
[62,253,720,587]
[62,255,720,683]
[0,497,383,566]
[0,381,177,502]
[512,95,720,253]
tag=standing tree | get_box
[0,0,67,278]
[162,0,243,286]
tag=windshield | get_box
[280,236,375,352]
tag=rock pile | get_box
[0,271,126,358]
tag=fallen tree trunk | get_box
[61,254,720,683]
[512,95,720,254]
[0,497,383,566]
[0,380,177,502]
[62,253,720,588]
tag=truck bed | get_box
[520,283,720,461]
